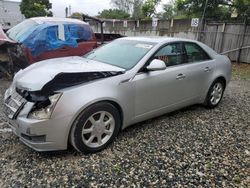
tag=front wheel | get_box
[70,102,121,153]
[204,79,225,108]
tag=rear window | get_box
[184,42,211,62]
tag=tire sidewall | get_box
[70,102,121,154]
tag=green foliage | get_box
[20,0,52,18]
[161,4,174,19]
[233,0,250,18]
[111,0,132,13]
[70,12,83,19]
[99,9,130,19]
[141,0,161,18]
[132,0,144,19]
[111,0,144,19]
[175,0,230,19]
[174,0,250,20]
[111,0,168,20]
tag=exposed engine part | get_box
[41,71,124,93]
[16,71,124,104]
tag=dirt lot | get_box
[0,63,249,187]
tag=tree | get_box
[174,0,249,20]
[70,12,83,19]
[111,0,144,19]
[161,4,174,19]
[233,0,250,19]
[141,0,161,18]
[98,9,130,19]
[132,0,144,19]
[20,0,52,18]
[111,0,132,13]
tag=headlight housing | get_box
[29,93,62,120]
[4,83,15,100]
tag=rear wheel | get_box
[205,79,225,108]
[70,102,121,153]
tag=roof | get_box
[30,17,88,25]
[120,36,198,44]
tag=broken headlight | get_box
[29,93,62,120]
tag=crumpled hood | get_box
[14,56,125,91]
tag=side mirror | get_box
[146,59,166,71]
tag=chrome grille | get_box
[3,90,27,119]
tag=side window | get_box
[154,43,184,67]
[184,42,211,63]
[46,25,59,41]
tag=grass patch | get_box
[232,62,250,80]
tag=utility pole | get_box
[198,0,208,41]
[65,7,68,18]
[69,5,71,17]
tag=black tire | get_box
[70,102,121,154]
[204,79,225,109]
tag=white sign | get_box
[136,20,140,28]
[152,18,158,27]
[123,20,127,27]
[191,18,199,27]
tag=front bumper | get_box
[7,115,72,151]
[3,88,73,152]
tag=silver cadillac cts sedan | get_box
[3,37,231,153]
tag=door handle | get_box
[176,73,186,80]
[204,67,211,72]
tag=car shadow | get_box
[37,104,206,158]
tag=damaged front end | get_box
[0,28,29,78]
[13,71,123,120]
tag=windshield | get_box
[84,39,156,70]
[7,20,38,41]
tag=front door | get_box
[133,42,190,117]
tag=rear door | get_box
[182,42,215,97]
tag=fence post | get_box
[213,24,219,50]
[220,22,226,53]
[198,18,206,42]
[237,19,247,63]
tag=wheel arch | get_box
[203,75,226,106]
[215,76,226,87]
[67,99,124,148]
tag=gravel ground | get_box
[0,73,249,187]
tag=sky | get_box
[10,0,171,17]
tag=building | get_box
[0,0,25,30]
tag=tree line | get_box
[99,0,250,20]
[19,0,249,21]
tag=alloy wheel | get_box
[210,82,223,105]
[81,111,115,148]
